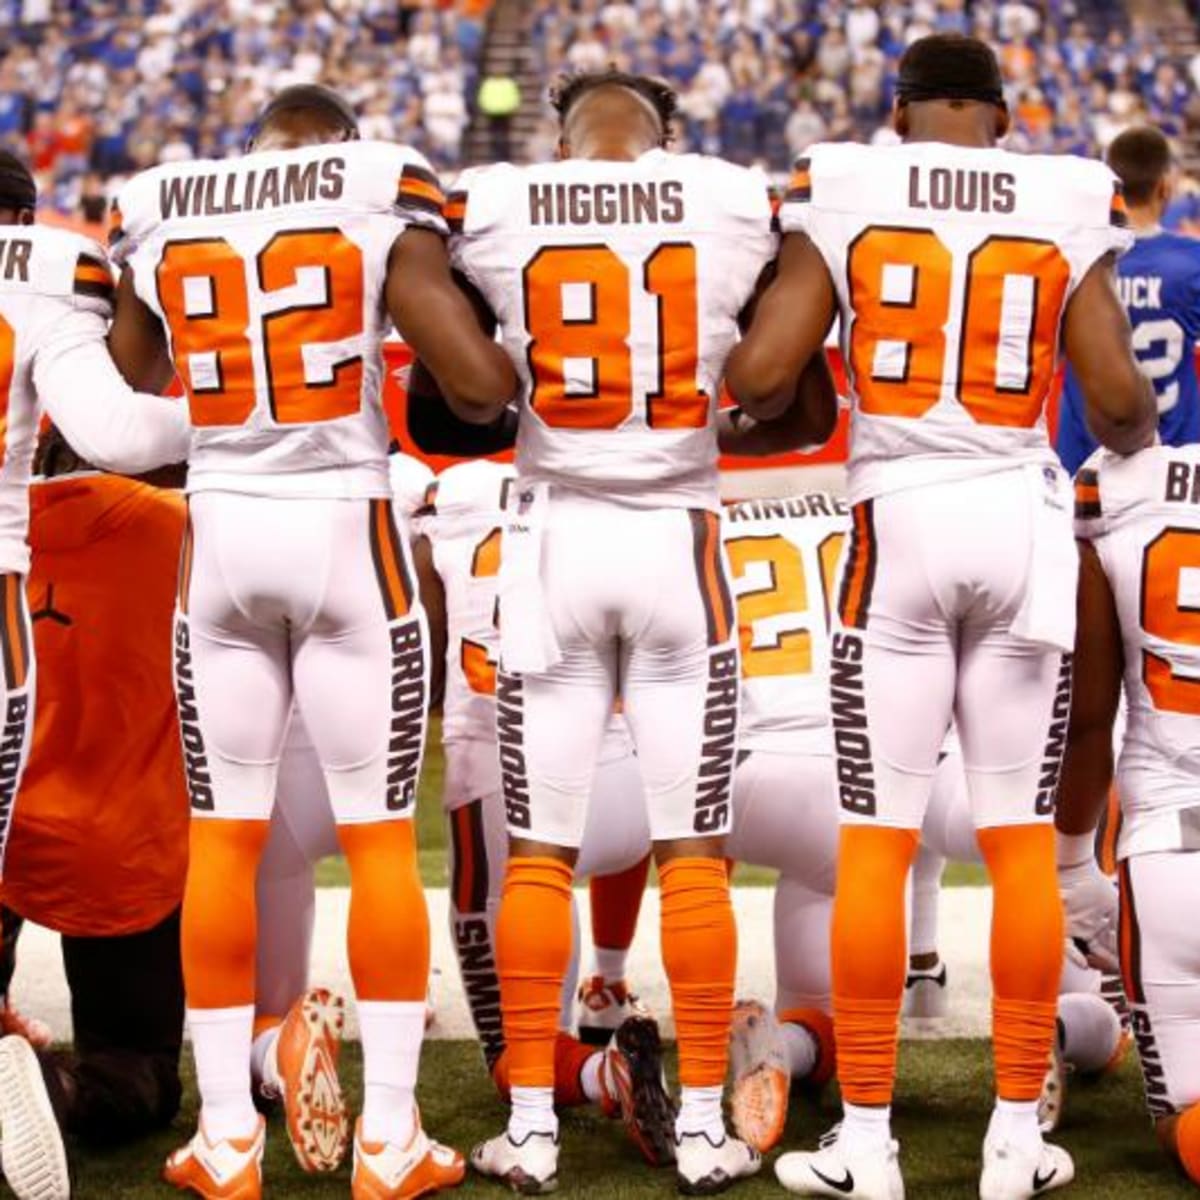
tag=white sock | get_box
[781,1022,818,1080]
[908,849,945,959]
[250,1024,282,1098]
[189,1005,258,1141]
[988,1098,1042,1153]
[592,946,629,985]
[676,1085,725,1140]
[358,999,424,1145]
[509,1086,558,1140]
[580,1052,605,1104]
[1058,993,1121,1074]
[840,1102,892,1151]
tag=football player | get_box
[106,86,516,1200]
[727,32,1156,1200]
[421,458,674,1165]
[0,151,189,902]
[1057,441,1200,1188]
[1058,126,1200,473]
[440,69,836,1194]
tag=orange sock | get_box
[589,854,650,958]
[496,856,574,1089]
[338,821,429,1001]
[252,1015,282,1040]
[490,1033,597,1108]
[831,825,920,1106]
[978,824,1063,1102]
[779,1007,837,1087]
[660,857,736,1088]
[182,818,271,1009]
[1175,1104,1200,1184]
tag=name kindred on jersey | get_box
[156,155,348,221]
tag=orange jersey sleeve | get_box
[0,475,188,937]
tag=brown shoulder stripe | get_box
[445,189,468,233]
[397,164,447,217]
[74,254,114,301]
[1074,468,1101,519]
[785,157,812,204]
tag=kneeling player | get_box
[1059,443,1200,1186]
[422,459,673,1164]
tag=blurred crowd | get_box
[0,0,488,216]
[527,0,1200,172]
[2,0,1200,221]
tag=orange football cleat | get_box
[352,1113,465,1200]
[274,986,349,1172]
[163,1117,264,1200]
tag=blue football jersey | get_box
[1058,230,1200,474]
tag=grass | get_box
[313,720,991,891]
[69,1040,1187,1198]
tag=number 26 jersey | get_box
[113,140,447,498]
[448,150,776,511]
[782,141,1133,504]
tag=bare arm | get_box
[717,350,838,456]
[386,229,517,424]
[724,233,838,422]
[1057,539,1124,838]
[411,532,446,710]
[1062,256,1157,455]
[107,268,177,393]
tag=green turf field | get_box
[68,1040,1185,1198]
[314,720,990,890]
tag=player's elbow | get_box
[725,347,795,421]
[1084,370,1156,455]
[443,355,517,425]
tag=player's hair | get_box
[896,33,1005,107]
[549,69,678,141]
[249,84,360,147]
[0,150,35,214]
[1106,126,1172,206]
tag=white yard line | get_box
[10,887,993,1042]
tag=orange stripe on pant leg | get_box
[832,825,919,1106]
[338,820,430,1001]
[839,503,875,630]
[369,499,412,620]
[1118,860,1144,1004]
[978,824,1063,1101]
[4,576,25,690]
[183,818,271,1009]
[177,515,194,615]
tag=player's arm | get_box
[1055,537,1124,969]
[33,304,191,474]
[407,270,519,455]
[386,229,517,424]
[411,532,446,710]
[107,269,177,393]
[717,351,839,456]
[1062,256,1157,456]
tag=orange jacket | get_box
[1,474,189,937]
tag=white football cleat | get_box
[902,962,948,1021]
[1037,1036,1068,1134]
[776,1126,904,1199]
[728,1000,790,1153]
[979,1135,1074,1200]
[675,1129,761,1195]
[0,1035,69,1200]
[470,1130,558,1195]
[576,976,647,1046]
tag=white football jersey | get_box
[781,142,1132,504]
[114,140,447,498]
[1076,443,1200,858]
[427,459,633,758]
[722,492,849,753]
[0,226,191,574]
[449,151,775,510]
